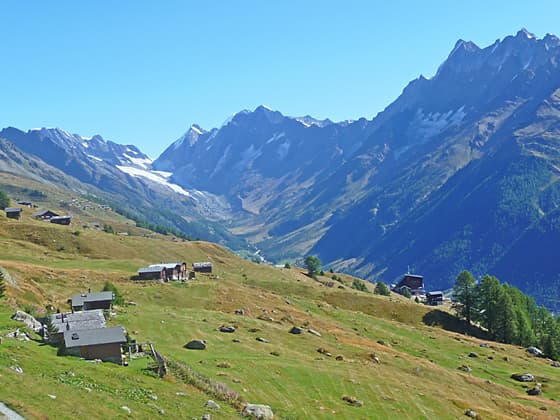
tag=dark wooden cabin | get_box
[393,274,424,296]
[5,208,22,220]
[426,291,444,306]
[71,291,114,312]
[50,216,72,225]
[62,326,126,364]
[193,262,213,273]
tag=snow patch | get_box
[276,141,290,160]
[87,154,103,162]
[116,166,190,196]
[265,132,286,144]
[122,154,152,169]
[191,125,203,135]
[211,144,232,177]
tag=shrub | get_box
[102,281,124,305]
[284,262,291,269]
[374,282,391,296]
[351,279,368,292]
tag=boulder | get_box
[242,403,274,420]
[219,325,236,333]
[465,408,478,418]
[458,365,472,373]
[11,311,42,332]
[511,373,535,382]
[289,326,303,334]
[256,337,268,343]
[468,352,479,358]
[308,329,322,337]
[479,343,489,348]
[185,340,206,350]
[234,309,245,315]
[342,395,363,407]
[204,400,220,410]
[201,414,211,420]
[527,387,542,396]
[121,406,131,414]
[527,346,543,357]
[551,361,560,368]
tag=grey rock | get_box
[468,352,478,358]
[232,338,241,343]
[176,391,189,396]
[465,408,478,418]
[479,343,489,348]
[219,325,236,333]
[204,400,220,409]
[307,328,321,337]
[201,415,211,420]
[289,326,303,334]
[458,365,472,373]
[242,403,274,419]
[551,361,560,367]
[527,387,542,396]
[10,366,23,374]
[185,340,206,350]
[234,309,245,315]
[256,337,268,343]
[121,406,131,414]
[11,311,42,332]
[527,346,543,357]
[511,373,535,382]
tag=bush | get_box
[102,281,124,305]
[403,288,412,299]
[374,282,391,296]
[351,279,368,292]
[284,262,291,269]
[304,256,322,277]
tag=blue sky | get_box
[1,1,559,157]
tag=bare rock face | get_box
[11,311,42,332]
[242,404,274,420]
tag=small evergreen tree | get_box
[284,262,291,269]
[351,279,368,292]
[452,270,477,326]
[494,291,518,343]
[402,287,412,299]
[0,270,6,299]
[43,313,59,342]
[0,190,9,210]
[374,282,391,296]
[304,256,322,277]
[102,281,124,305]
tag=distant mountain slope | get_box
[0,128,245,248]
[152,30,560,309]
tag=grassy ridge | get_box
[0,211,559,419]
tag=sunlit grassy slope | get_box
[0,206,559,419]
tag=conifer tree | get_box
[494,291,518,343]
[452,270,477,326]
[0,270,6,299]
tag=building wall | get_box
[84,301,112,310]
[79,343,123,364]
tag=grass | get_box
[0,211,559,419]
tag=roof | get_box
[32,209,58,217]
[63,326,126,348]
[193,262,213,268]
[50,216,71,221]
[50,310,106,333]
[138,262,184,274]
[427,291,444,296]
[396,274,424,289]
[5,208,22,213]
[71,291,114,308]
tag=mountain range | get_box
[2,29,560,308]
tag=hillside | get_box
[0,203,559,419]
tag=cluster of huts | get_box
[136,261,213,282]
[48,291,127,364]
[4,206,72,225]
[392,273,444,306]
